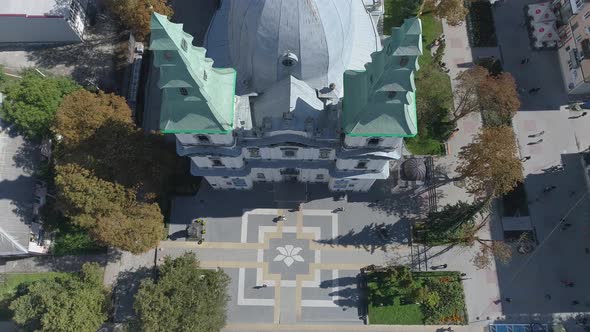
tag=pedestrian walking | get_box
[561,224,571,231]
[460,273,467,277]
[527,139,543,145]
[505,297,512,303]
[521,156,531,162]
[528,130,545,138]
[569,111,588,119]
[262,284,268,288]
[441,264,447,268]
[521,57,530,64]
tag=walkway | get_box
[436,18,502,324]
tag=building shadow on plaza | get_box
[493,153,590,317]
[483,0,569,111]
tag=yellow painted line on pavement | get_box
[309,263,369,270]
[273,279,281,324]
[159,241,267,249]
[294,280,302,320]
[199,261,263,269]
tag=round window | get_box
[281,52,298,68]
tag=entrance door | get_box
[281,168,299,183]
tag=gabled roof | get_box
[342,17,422,137]
[150,13,236,134]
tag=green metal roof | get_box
[342,17,422,137]
[150,13,236,134]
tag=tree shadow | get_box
[314,219,411,253]
[12,140,39,175]
[0,176,36,224]
[24,15,124,92]
[319,276,357,289]
[330,286,361,309]
[112,266,154,323]
[319,273,366,320]
[348,170,429,218]
[168,230,188,241]
[0,253,117,274]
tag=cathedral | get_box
[144,0,422,191]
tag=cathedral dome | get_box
[204,0,381,94]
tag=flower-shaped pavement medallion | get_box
[273,245,304,267]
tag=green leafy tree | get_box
[60,119,176,198]
[55,164,133,229]
[9,263,108,332]
[425,0,469,26]
[93,203,164,254]
[107,0,174,41]
[55,164,164,253]
[418,200,489,245]
[1,70,79,139]
[54,90,133,146]
[134,253,231,332]
[408,286,440,307]
[422,277,466,324]
[0,65,6,89]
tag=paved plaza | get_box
[165,183,421,326]
[490,0,590,320]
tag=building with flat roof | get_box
[0,0,90,44]
[551,0,590,94]
[144,0,422,192]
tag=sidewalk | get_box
[433,19,502,325]
[222,323,483,332]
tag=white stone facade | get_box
[177,128,398,192]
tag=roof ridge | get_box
[151,13,237,133]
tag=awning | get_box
[527,2,557,22]
[531,21,559,43]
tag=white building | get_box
[144,0,422,192]
[0,0,90,44]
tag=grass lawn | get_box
[367,268,467,325]
[369,295,424,324]
[406,12,454,155]
[382,1,455,156]
[0,272,71,320]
